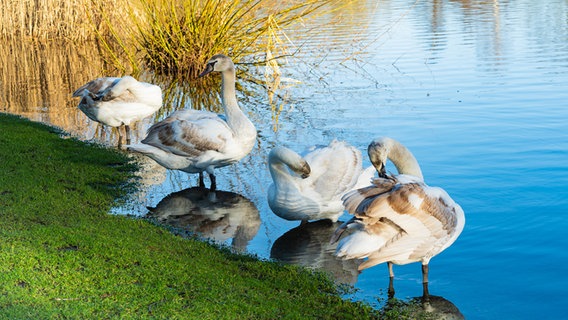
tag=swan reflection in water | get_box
[270,220,362,285]
[146,187,261,252]
[384,290,465,320]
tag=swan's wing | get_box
[141,110,232,158]
[72,77,120,97]
[342,177,397,216]
[302,140,363,200]
[342,181,465,269]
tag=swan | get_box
[72,76,163,146]
[127,54,257,191]
[267,140,375,223]
[330,137,465,299]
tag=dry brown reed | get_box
[0,0,130,41]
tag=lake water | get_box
[2,0,567,318]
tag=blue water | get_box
[126,1,568,317]
[278,1,568,318]
[2,0,568,318]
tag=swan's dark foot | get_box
[209,173,217,191]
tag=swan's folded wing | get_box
[142,111,231,157]
[342,178,397,215]
[303,140,363,200]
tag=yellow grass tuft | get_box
[96,0,338,80]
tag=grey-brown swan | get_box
[127,55,257,191]
[331,137,465,299]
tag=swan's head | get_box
[199,54,235,77]
[368,137,392,178]
[268,146,311,179]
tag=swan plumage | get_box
[72,76,162,145]
[267,140,375,223]
[127,54,257,190]
[331,137,465,297]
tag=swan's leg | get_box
[198,173,206,188]
[209,173,217,191]
[388,276,395,299]
[124,125,131,145]
[116,127,124,149]
[421,263,430,302]
[388,262,395,298]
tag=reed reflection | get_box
[146,187,261,252]
[270,220,362,285]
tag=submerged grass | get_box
[0,113,379,318]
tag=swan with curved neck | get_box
[72,76,163,147]
[331,137,465,300]
[267,140,375,223]
[127,54,257,190]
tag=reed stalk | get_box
[0,0,129,41]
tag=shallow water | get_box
[2,0,568,318]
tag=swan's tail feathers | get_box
[126,143,157,155]
[335,228,385,260]
[330,217,356,244]
[358,252,389,270]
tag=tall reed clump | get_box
[0,0,129,40]
[98,0,338,80]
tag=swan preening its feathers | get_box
[331,137,465,298]
[267,140,375,223]
[127,54,257,191]
[72,76,163,146]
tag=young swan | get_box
[267,140,375,223]
[331,137,465,299]
[127,54,257,191]
[72,76,163,146]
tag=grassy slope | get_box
[0,113,379,319]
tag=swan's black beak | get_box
[198,62,215,78]
[377,164,388,179]
[300,162,311,179]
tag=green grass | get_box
[0,113,380,319]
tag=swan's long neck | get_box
[220,67,254,138]
[387,139,424,180]
[268,147,307,190]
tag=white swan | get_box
[127,54,257,190]
[267,140,375,223]
[72,76,163,146]
[331,137,465,298]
